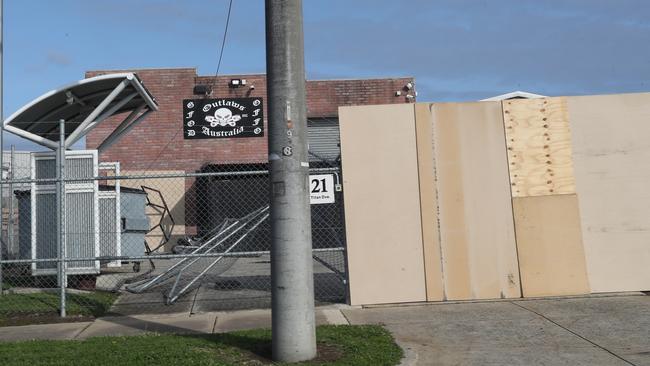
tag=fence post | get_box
[57,119,66,317]
[8,145,13,262]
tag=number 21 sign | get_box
[309,174,335,205]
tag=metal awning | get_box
[3,73,158,151]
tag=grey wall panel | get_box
[120,191,149,257]
[66,157,94,181]
[34,155,94,183]
[17,193,32,259]
[99,197,118,258]
[308,118,340,162]
[35,159,56,186]
[31,151,99,275]
[35,193,57,270]
[66,192,96,271]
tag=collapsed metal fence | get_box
[0,155,348,323]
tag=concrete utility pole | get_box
[0,0,5,295]
[265,0,317,362]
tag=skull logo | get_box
[205,107,242,127]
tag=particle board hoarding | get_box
[568,93,650,293]
[503,97,576,198]
[512,194,590,297]
[414,103,444,302]
[339,104,427,305]
[431,102,521,300]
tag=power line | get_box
[215,0,234,77]
[142,0,234,174]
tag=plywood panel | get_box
[432,102,521,300]
[513,194,590,297]
[414,103,444,302]
[568,92,650,292]
[503,97,576,197]
[339,104,427,305]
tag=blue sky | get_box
[3,0,650,149]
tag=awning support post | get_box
[66,91,139,148]
[4,125,60,150]
[64,79,130,148]
[97,105,150,152]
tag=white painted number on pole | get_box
[309,174,335,204]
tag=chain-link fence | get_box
[0,150,348,325]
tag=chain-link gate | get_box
[0,149,348,324]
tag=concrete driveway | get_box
[342,294,650,366]
[1,293,648,365]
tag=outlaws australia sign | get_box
[183,98,264,139]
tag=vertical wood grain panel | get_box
[414,103,444,301]
[432,102,521,300]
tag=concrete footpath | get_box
[1,293,649,366]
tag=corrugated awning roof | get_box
[3,73,158,150]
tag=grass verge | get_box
[0,291,118,326]
[0,325,403,365]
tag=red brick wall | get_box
[85,68,413,172]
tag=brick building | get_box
[83,68,414,241]
[85,68,414,172]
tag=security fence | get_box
[0,154,348,323]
